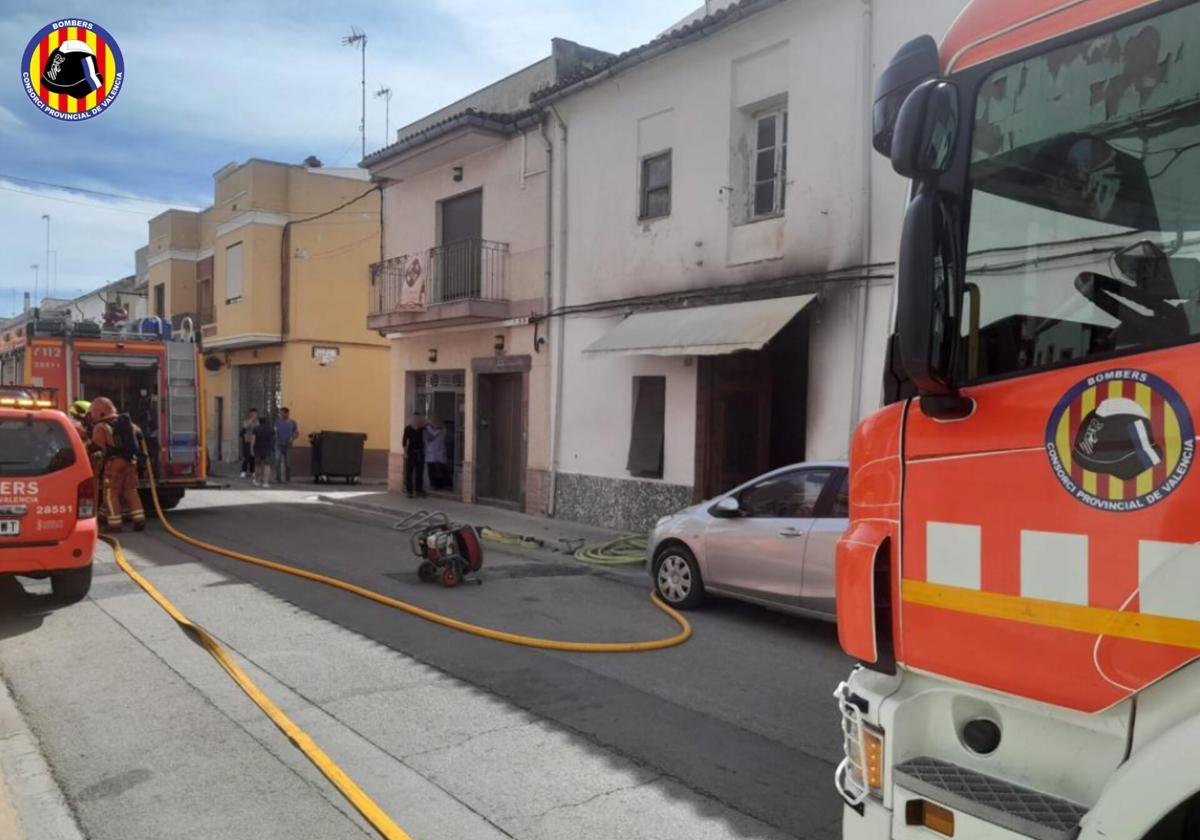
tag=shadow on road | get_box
[0,576,53,641]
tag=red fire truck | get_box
[836,1,1200,838]
[0,315,207,509]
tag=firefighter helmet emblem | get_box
[1046,369,1194,512]
[20,19,123,121]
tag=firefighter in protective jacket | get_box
[89,397,146,533]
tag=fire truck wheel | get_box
[653,546,704,609]
[51,563,93,604]
[441,566,461,588]
[417,561,437,583]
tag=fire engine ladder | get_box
[165,342,199,470]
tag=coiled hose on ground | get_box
[104,447,693,840]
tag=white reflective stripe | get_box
[82,55,101,92]
[1020,530,1088,605]
[1139,541,1200,622]
[926,521,981,590]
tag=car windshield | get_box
[962,4,1200,381]
[0,417,76,476]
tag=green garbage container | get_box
[309,431,367,484]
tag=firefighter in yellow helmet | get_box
[89,397,146,533]
[67,399,90,442]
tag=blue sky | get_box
[0,0,700,317]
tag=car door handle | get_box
[779,528,804,538]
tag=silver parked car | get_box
[647,461,848,620]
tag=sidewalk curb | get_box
[0,677,85,840]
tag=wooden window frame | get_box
[750,108,788,219]
[639,150,672,221]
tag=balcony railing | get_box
[369,238,508,316]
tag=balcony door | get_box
[436,190,482,302]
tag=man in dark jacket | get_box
[402,412,426,498]
[252,416,276,487]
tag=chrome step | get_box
[895,756,1086,840]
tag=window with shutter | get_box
[639,151,672,220]
[627,376,666,479]
[751,109,787,218]
[225,241,244,303]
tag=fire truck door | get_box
[901,353,1200,713]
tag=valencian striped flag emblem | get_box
[20,19,124,121]
[1046,369,1195,512]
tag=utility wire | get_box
[0,172,379,215]
[0,172,179,205]
[0,183,163,215]
[288,184,380,226]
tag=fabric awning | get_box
[583,294,817,357]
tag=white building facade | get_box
[536,0,967,530]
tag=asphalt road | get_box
[0,487,852,839]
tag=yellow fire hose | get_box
[574,535,648,566]
[103,444,691,839]
[102,534,413,840]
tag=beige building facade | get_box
[365,117,553,510]
[363,40,610,512]
[146,159,388,477]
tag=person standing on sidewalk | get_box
[424,415,449,490]
[402,412,426,498]
[239,408,258,478]
[274,407,298,483]
[252,415,276,487]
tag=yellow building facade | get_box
[145,159,388,477]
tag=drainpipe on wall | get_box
[546,105,569,518]
[849,0,874,441]
[280,222,292,338]
[539,119,556,515]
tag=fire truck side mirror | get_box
[896,188,968,418]
[872,34,939,157]
[891,80,959,179]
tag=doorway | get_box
[238,363,281,421]
[214,395,224,462]
[475,372,523,506]
[695,309,809,500]
[412,370,465,493]
[435,190,483,302]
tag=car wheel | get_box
[654,546,704,609]
[51,563,93,603]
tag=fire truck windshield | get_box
[961,3,1200,382]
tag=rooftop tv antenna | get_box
[342,28,368,160]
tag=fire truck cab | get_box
[0,314,207,508]
[837,1,1200,838]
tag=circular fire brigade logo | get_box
[20,19,123,121]
[1046,369,1195,512]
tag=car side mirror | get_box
[873,34,939,156]
[713,497,740,517]
[891,80,959,179]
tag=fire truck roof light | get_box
[0,398,54,409]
